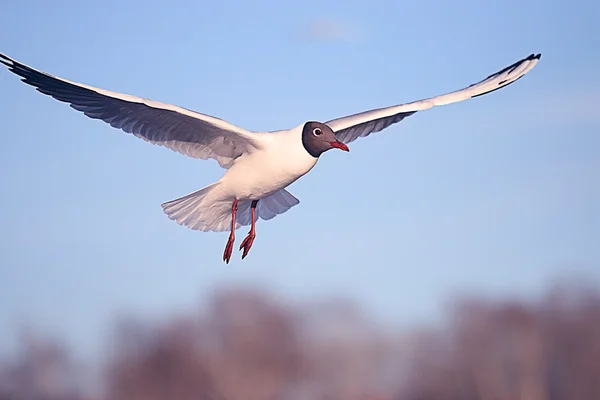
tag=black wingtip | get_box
[0,52,13,68]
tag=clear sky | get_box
[1,0,598,360]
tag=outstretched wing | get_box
[0,52,262,169]
[327,53,542,144]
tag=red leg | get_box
[223,199,238,264]
[239,200,258,259]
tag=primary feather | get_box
[328,53,542,143]
[0,52,262,169]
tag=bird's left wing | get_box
[0,52,262,169]
[326,53,542,144]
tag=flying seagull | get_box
[0,51,541,263]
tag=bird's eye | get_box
[312,128,322,136]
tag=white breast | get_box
[219,123,318,200]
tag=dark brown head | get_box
[301,121,349,158]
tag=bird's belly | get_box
[222,150,317,200]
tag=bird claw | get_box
[239,231,256,259]
[223,234,235,264]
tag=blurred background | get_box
[0,0,598,399]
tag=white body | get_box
[220,124,318,201]
[161,124,319,233]
[162,123,318,232]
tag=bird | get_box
[0,51,542,263]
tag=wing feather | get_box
[327,53,542,144]
[0,52,261,169]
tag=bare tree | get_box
[105,316,217,400]
[402,280,600,400]
[2,279,600,400]
[0,330,85,400]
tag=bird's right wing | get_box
[327,53,542,144]
[0,52,262,169]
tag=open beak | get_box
[329,140,350,152]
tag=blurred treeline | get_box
[1,278,599,400]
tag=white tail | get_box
[161,182,232,232]
[162,184,300,233]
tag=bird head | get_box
[301,121,349,157]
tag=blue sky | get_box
[1,0,599,360]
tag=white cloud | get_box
[298,18,362,43]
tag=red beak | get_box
[329,140,350,152]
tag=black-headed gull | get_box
[0,52,541,263]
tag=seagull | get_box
[0,51,541,263]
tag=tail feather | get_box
[161,184,300,233]
[161,182,232,232]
